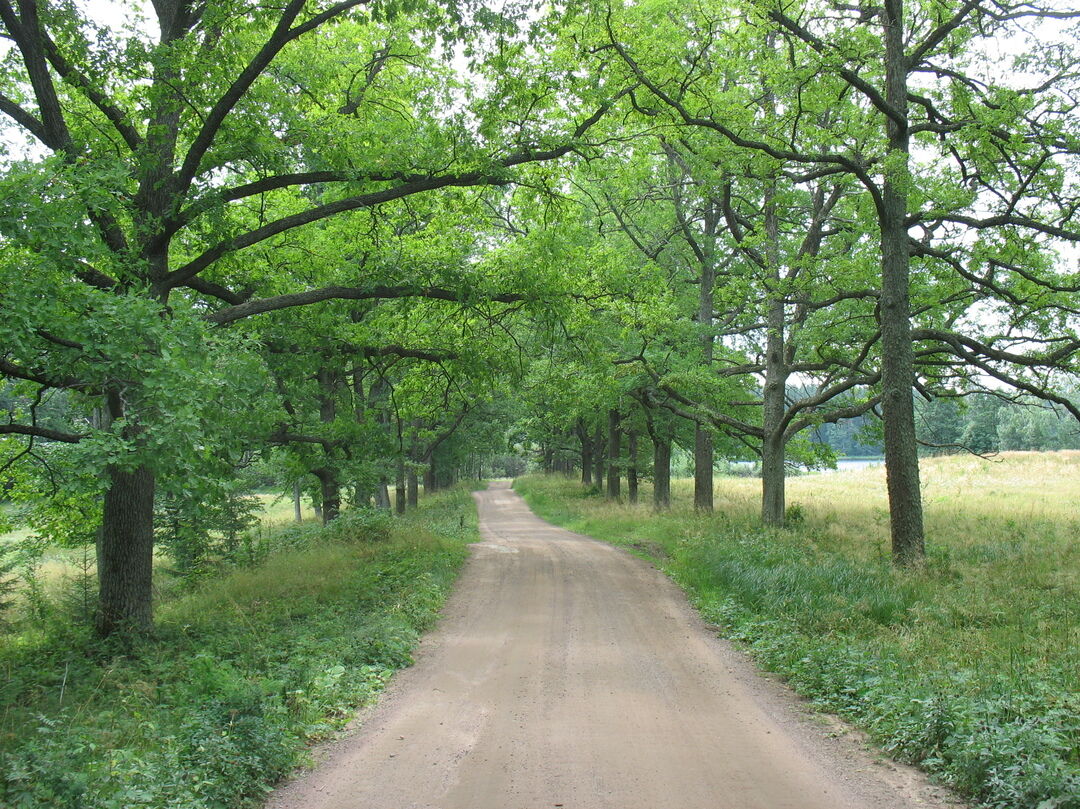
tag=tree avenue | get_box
[0,0,619,635]
[2,0,1079,641]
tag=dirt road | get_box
[266,481,960,809]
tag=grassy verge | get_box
[0,488,478,809]
[515,454,1079,809]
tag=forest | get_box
[1,0,1079,806]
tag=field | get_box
[515,451,1080,809]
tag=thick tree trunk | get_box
[97,464,155,637]
[694,426,713,511]
[642,399,672,511]
[881,0,925,564]
[627,429,638,505]
[407,467,418,508]
[761,184,789,527]
[665,143,717,512]
[314,366,341,523]
[653,436,671,511]
[423,456,436,494]
[375,478,391,510]
[395,455,406,515]
[314,468,340,523]
[593,423,605,486]
[578,419,593,485]
[606,409,621,500]
[695,235,716,512]
[761,433,786,526]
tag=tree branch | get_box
[207,285,529,324]
[175,0,370,195]
[0,423,84,442]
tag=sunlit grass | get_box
[0,490,319,603]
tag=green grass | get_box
[0,488,478,809]
[515,453,1080,809]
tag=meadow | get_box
[516,451,1080,809]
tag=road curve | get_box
[266,481,960,809]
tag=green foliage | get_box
[0,487,477,809]
[515,473,1080,809]
[156,483,261,580]
[0,540,21,629]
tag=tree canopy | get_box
[3,0,1079,636]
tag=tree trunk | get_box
[694,426,713,511]
[293,480,302,522]
[314,366,341,523]
[881,0,925,564]
[653,436,671,511]
[581,440,593,485]
[593,423,605,487]
[607,408,621,500]
[407,467,418,508]
[97,464,155,637]
[761,180,789,526]
[314,468,340,523]
[695,192,718,512]
[761,432,786,526]
[695,248,716,512]
[395,455,406,515]
[423,456,436,494]
[578,419,593,485]
[627,429,638,505]
[375,478,391,510]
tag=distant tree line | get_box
[811,391,1080,459]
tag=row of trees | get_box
[3,0,1079,638]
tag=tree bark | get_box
[314,366,341,523]
[761,432,786,526]
[423,456,436,494]
[314,468,340,523]
[694,426,713,511]
[653,436,671,511]
[395,454,406,515]
[593,423,605,487]
[577,419,593,485]
[695,242,716,512]
[375,477,391,510]
[97,464,155,637]
[761,180,789,526]
[627,429,639,504]
[606,408,621,500]
[880,0,925,564]
[407,467,418,508]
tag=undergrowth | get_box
[515,470,1080,809]
[0,489,477,809]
